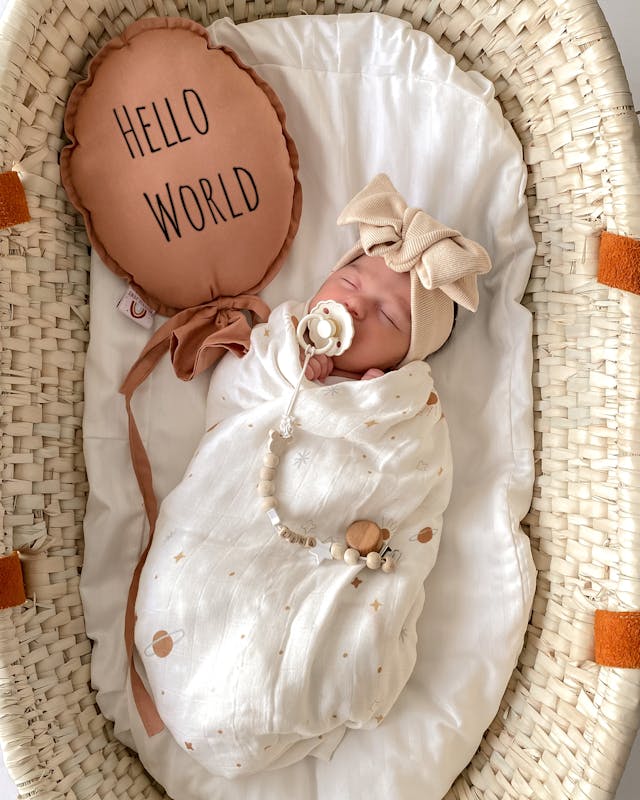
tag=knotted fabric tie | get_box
[334,173,492,361]
[119,292,270,736]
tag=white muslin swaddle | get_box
[134,299,452,777]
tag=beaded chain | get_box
[256,305,397,572]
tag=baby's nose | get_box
[345,295,366,320]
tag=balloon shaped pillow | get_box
[61,17,302,734]
[61,16,301,318]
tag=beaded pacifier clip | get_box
[257,301,397,572]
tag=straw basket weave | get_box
[1,0,639,798]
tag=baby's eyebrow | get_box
[395,294,411,320]
[398,297,411,319]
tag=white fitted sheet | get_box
[81,13,536,799]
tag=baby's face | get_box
[309,255,411,374]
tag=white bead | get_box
[381,556,396,573]
[262,497,278,512]
[344,548,360,566]
[258,480,275,497]
[267,430,285,455]
[330,542,346,560]
[263,453,280,468]
[260,466,276,481]
[366,551,382,570]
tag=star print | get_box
[438,466,444,476]
[326,385,341,396]
[302,520,316,536]
[375,715,384,724]
[400,626,408,642]
[351,577,362,589]
[417,460,429,471]
[165,529,177,541]
[263,327,271,337]
[364,419,378,428]
[294,449,312,468]
[173,551,186,563]
[370,598,382,612]
[185,741,193,750]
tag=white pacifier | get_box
[296,300,355,357]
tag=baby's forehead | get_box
[350,255,411,307]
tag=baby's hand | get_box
[360,368,384,381]
[304,353,334,382]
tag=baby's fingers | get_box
[361,368,384,381]
[317,355,334,382]
[305,357,320,380]
[304,355,334,382]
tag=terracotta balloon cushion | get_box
[61,16,301,316]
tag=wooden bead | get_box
[267,429,285,455]
[366,551,382,570]
[346,520,383,556]
[306,537,316,548]
[258,480,274,497]
[330,542,346,560]
[344,548,360,566]
[261,497,278,511]
[381,556,395,573]
[263,453,280,468]
[260,466,276,481]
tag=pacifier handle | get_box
[296,301,355,357]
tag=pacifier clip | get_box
[256,301,397,572]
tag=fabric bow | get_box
[337,173,491,311]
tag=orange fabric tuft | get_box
[0,170,31,229]
[0,552,27,609]
[594,610,640,669]
[598,230,640,295]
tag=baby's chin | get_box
[332,352,387,377]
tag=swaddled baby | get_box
[133,174,491,778]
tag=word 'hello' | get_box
[143,167,260,242]
[113,89,209,158]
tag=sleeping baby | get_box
[133,174,491,778]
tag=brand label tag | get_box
[117,287,155,329]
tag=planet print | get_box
[417,527,433,543]
[144,628,185,658]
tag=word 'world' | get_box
[143,167,260,242]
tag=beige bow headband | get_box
[333,173,492,363]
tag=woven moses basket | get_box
[1,0,639,798]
